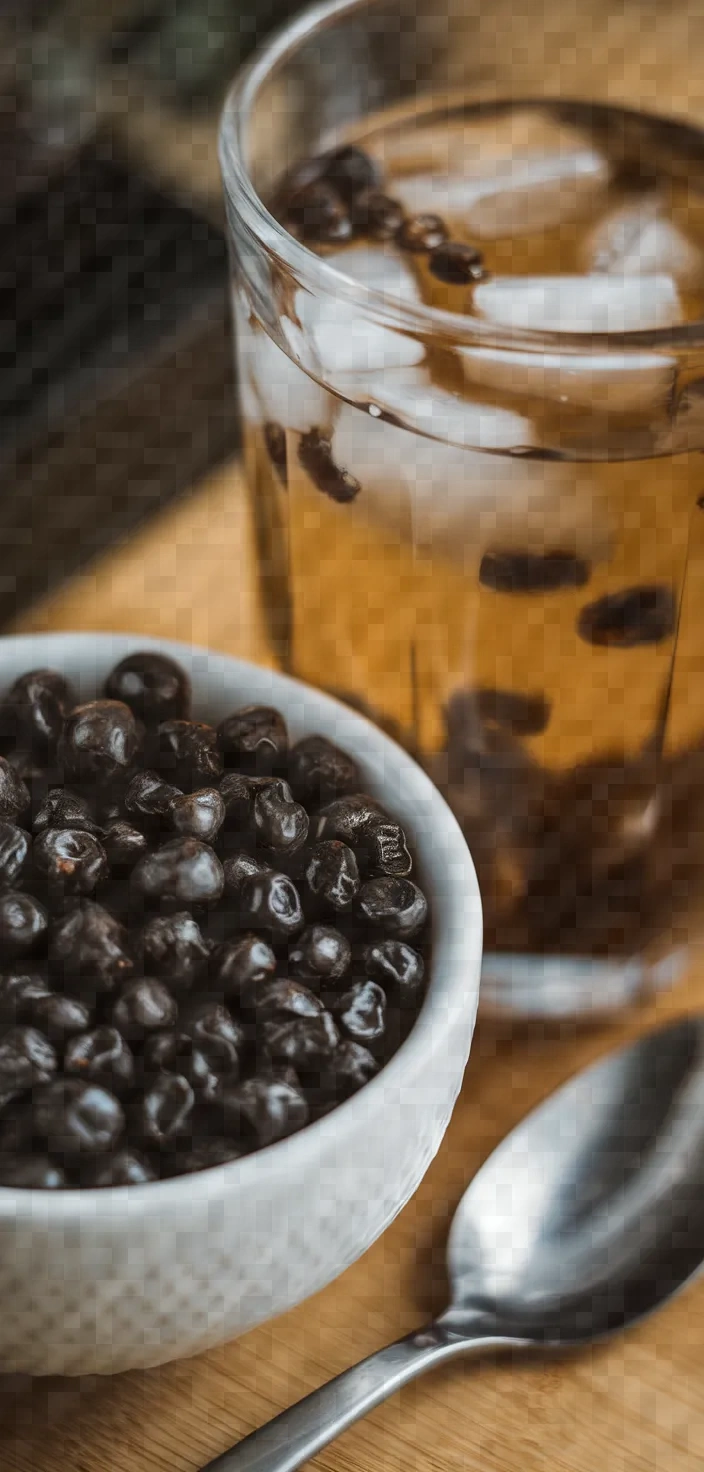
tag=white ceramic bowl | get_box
[0,634,481,1376]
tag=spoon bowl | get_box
[206,1015,704,1472]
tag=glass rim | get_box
[219,0,704,352]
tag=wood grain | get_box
[3,448,704,1471]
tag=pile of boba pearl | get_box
[0,653,428,1188]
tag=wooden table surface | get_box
[0,451,701,1472]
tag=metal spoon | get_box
[204,1014,704,1472]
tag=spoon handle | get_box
[200,1323,479,1472]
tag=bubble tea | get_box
[232,96,704,1009]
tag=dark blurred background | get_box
[0,0,299,625]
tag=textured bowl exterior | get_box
[0,635,482,1376]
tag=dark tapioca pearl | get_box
[289,925,351,986]
[30,991,92,1041]
[356,877,428,940]
[313,795,387,857]
[321,145,381,203]
[166,1138,245,1174]
[0,1153,67,1188]
[366,820,412,877]
[133,1073,195,1149]
[103,819,148,869]
[286,735,361,808]
[215,1074,309,1148]
[33,788,102,836]
[0,1025,57,1106]
[305,840,360,910]
[577,585,676,648]
[181,1000,244,1076]
[80,1149,156,1187]
[170,788,226,843]
[219,772,268,827]
[264,422,288,485]
[141,911,210,991]
[33,1078,124,1156]
[298,428,361,505]
[143,1029,219,1095]
[239,869,305,939]
[428,240,485,284]
[0,970,51,1021]
[210,933,277,1006]
[0,892,48,959]
[1,668,74,759]
[282,181,353,245]
[104,651,191,725]
[255,979,325,1023]
[153,720,223,791]
[34,828,109,897]
[262,1011,339,1074]
[473,687,552,737]
[223,852,270,899]
[479,549,591,594]
[125,770,182,824]
[319,1040,378,1100]
[0,757,30,821]
[111,978,178,1039]
[364,939,425,1005]
[330,979,387,1051]
[60,700,140,786]
[0,823,30,886]
[49,902,133,991]
[132,838,224,907]
[64,1026,135,1093]
[218,707,289,775]
[350,189,404,239]
[396,212,449,252]
[253,781,309,854]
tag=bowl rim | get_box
[0,632,482,1219]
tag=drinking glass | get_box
[220,0,704,1018]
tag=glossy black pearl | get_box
[60,700,140,785]
[210,933,277,1005]
[0,1153,67,1188]
[217,706,288,773]
[134,1073,195,1149]
[81,1149,156,1187]
[170,788,226,843]
[305,841,360,910]
[33,787,102,836]
[215,1074,309,1148]
[239,869,305,939]
[253,781,309,854]
[287,735,361,807]
[314,794,386,848]
[132,839,224,906]
[262,1011,339,1072]
[154,720,223,791]
[364,939,425,1005]
[34,827,109,896]
[111,978,178,1038]
[64,1026,135,1093]
[143,1030,219,1098]
[0,757,30,822]
[103,820,148,869]
[125,770,182,823]
[104,651,191,724]
[0,891,48,959]
[181,999,244,1076]
[141,911,210,991]
[0,822,31,886]
[320,1040,378,1100]
[32,1079,125,1156]
[288,925,351,986]
[30,991,92,1041]
[49,901,134,991]
[0,1025,57,1105]
[254,979,325,1023]
[223,852,271,895]
[356,877,428,940]
[0,970,51,1021]
[1,668,74,759]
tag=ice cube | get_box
[458,344,677,415]
[392,149,609,240]
[245,321,330,433]
[473,274,683,332]
[330,368,611,560]
[581,196,704,288]
[294,246,425,379]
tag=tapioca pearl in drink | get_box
[577,585,677,648]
